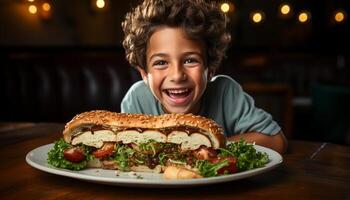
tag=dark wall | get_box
[0,0,134,46]
[1,0,350,144]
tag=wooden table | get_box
[1,122,349,200]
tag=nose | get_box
[169,62,186,82]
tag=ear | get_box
[136,66,148,85]
[207,68,215,81]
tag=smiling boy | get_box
[121,0,287,154]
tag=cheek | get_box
[202,70,208,83]
[147,73,163,95]
[148,72,161,84]
[147,73,155,87]
[193,68,208,89]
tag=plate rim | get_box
[26,143,283,187]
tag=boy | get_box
[120,0,287,154]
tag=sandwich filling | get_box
[64,125,218,171]
[48,136,270,178]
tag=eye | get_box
[154,60,167,65]
[152,60,168,69]
[184,58,198,64]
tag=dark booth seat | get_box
[0,49,141,122]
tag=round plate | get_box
[26,143,282,188]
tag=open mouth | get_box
[163,88,193,104]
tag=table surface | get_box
[0,122,349,200]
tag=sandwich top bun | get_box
[63,110,226,150]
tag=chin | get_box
[165,109,187,114]
[164,106,194,114]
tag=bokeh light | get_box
[251,12,264,23]
[28,5,37,14]
[280,4,291,15]
[298,12,310,23]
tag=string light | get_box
[251,11,264,23]
[42,3,51,12]
[91,0,109,12]
[298,11,310,23]
[23,0,347,26]
[280,4,291,15]
[96,0,105,9]
[334,11,346,23]
[220,3,230,13]
[28,5,37,14]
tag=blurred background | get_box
[1,0,349,145]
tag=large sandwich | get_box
[48,110,269,179]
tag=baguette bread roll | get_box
[63,110,226,149]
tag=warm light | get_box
[280,4,291,15]
[28,0,34,2]
[28,5,37,14]
[96,0,105,9]
[251,12,264,23]
[42,3,51,12]
[334,11,345,23]
[220,3,230,13]
[298,12,310,23]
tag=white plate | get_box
[26,143,282,188]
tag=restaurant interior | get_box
[1,0,349,145]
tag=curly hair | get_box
[122,0,231,72]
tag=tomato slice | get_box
[64,147,85,163]
[92,142,115,158]
[211,156,237,174]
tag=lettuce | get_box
[47,138,93,170]
[219,139,269,171]
[113,144,135,171]
[196,159,229,177]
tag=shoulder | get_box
[125,80,153,97]
[121,80,157,113]
[122,80,152,102]
[211,75,240,85]
[208,75,243,92]
[202,75,244,107]
[128,80,148,92]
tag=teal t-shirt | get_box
[121,75,281,137]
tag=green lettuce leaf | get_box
[47,138,93,170]
[219,139,269,171]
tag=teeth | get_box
[167,89,189,94]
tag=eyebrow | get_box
[149,51,204,61]
[149,53,168,61]
[183,52,203,58]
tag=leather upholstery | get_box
[1,50,141,122]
